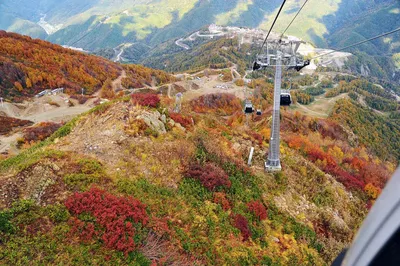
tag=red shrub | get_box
[69,217,98,242]
[233,214,251,241]
[23,122,63,142]
[249,132,263,146]
[131,93,160,108]
[185,163,231,191]
[213,192,231,210]
[326,165,365,190]
[247,201,267,221]
[307,147,337,168]
[65,187,148,255]
[286,134,364,191]
[169,113,193,128]
[343,156,367,171]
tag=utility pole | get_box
[253,39,310,172]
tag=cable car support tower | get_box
[253,40,309,171]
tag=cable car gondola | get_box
[244,100,254,114]
[280,90,291,106]
[256,109,262,116]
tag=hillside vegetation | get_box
[0,31,121,101]
[0,31,176,102]
[0,89,396,265]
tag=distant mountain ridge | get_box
[0,0,397,48]
[0,0,399,80]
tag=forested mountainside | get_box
[1,0,399,82]
[0,31,174,102]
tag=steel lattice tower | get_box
[253,39,310,172]
[265,52,282,171]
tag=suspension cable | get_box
[70,18,106,47]
[259,0,287,54]
[280,0,310,40]
[313,26,400,59]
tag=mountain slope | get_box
[0,30,122,101]
[0,90,395,264]
[0,31,175,102]
[0,29,398,264]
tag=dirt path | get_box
[24,105,91,123]
[112,70,127,92]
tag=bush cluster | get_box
[65,187,148,255]
[169,113,192,128]
[131,93,160,108]
[247,201,267,221]
[213,192,231,210]
[190,93,242,115]
[233,214,251,241]
[23,122,63,143]
[185,162,231,191]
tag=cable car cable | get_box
[312,26,400,59]
[280,0,310,40]
[70,17,106,47]
[259,0,287,54]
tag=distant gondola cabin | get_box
[244,102,254,114]
[280,92,292,106]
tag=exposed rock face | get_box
[360,64,370,77]
[136,110,166,134]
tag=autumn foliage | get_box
[247,201,267,221]
[0,116,33,135]
[285,132,395,191]
[191,93,242,115]
[23,122,63,143]
[131,93,160,108]
[213,192,231,210]
[65,187,148,255]
[122,64,175,89]
[233,214,251,241]
[185,162,231,191]
[169,113,192,128]
[0,31,175,102]
[0,30,121,101]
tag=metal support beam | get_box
[265,53,282,172]
[248,147,255,166]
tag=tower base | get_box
[265,160,282,172]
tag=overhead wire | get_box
[259,0,287,54]
[313,26,400,59]
[280,0,310,40]
[70,18,106,47]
